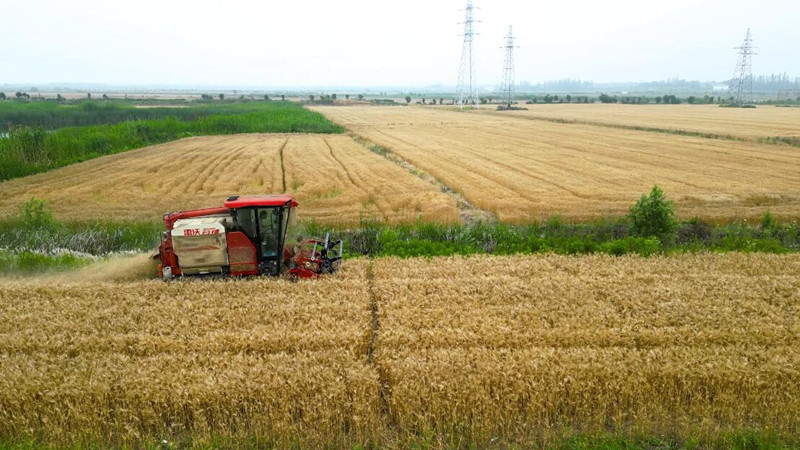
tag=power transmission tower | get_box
[457,0,479,108]
[500,26,517,107]
[730,28,757,106]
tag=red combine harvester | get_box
[156,195,343,280]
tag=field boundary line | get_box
[349,134,496,225]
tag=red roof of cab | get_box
[224,195,298,209]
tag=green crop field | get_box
[0,101,343,181]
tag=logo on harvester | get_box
[183,228,221,236]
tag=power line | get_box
[456,0,479,108]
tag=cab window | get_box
[259,208,281,257]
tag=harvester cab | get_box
[156,195,343,280]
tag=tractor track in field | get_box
[323,137,390,222]
[278,138,289,193]
[349,134,496,225]
[365,260,379,366]
[365,259,395,427]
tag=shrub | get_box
[628,185,678,241]
[761,210,777,231]
[602,237,662,256]
[7,125,47,163]
[677,217,713,245]
[717,236,788,254]
[19,197,54,228]
[0,250,89,274]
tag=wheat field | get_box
[0,134,458,225]
[492,103,800,139]
[314,106,800,223]
[1,253,798,446]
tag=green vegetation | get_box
[760,136,800,147]
[2,193,798,275]
[0,428,794,450]
[0,198,160,256]
[0,250,90,275]
[628,185,678,242]
[307,215,797,258]
[3,214,796,272]
[0,100,318,131]
[0,102,343,181]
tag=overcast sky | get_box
[1,0,798,88]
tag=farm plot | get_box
[315,106,800,223]
[371,253,800,444]
[492,103,800,140]
[0,134,458,225]
[0,253,799,447]
[0,259,381,447]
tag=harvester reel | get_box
[290,233,344,278]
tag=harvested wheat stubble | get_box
[314,106,800,223]
[0,133,458,226]
[282,135,456,225]
[372,253,800,442]
[492,103,800,139]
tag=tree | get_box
[566,95,572,103]
[102,94,109,100]
[331,93,337,101]
[309,95,315,103]
[440,98,444,105]
[281,95,286,101]
[598,93,617,103]
[405,95,412,104]
[56,94,64,101]
[0,92,5,100]
[219,93,224,101]
[655,96,662,104]
[87,93,92,99]
[628,185,678,241]
[358,94,364,101]
[345,94,350,100]
[264,95,270,101]
[431,98,437,105]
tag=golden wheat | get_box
[0,134,458,225]
[370,254,800,442]
[314,106,800,223]
[0,258,380,446]
[1,254,799,446]
[493,103,800,139]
